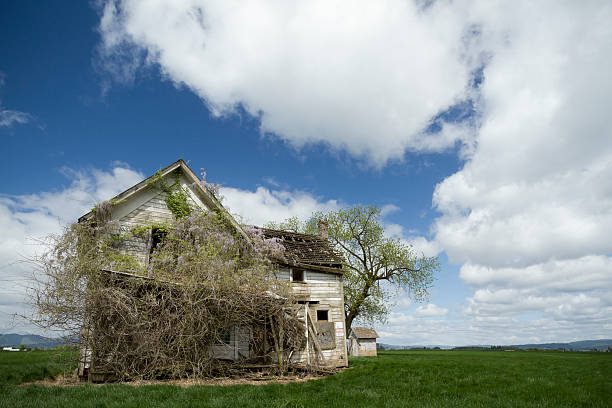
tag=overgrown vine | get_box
[148,171,192,218]
[28,198,305,381]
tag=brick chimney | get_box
[317,219,329,240]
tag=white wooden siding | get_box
[360,339,376,350]
[283,267,348,367]
[111,174,210,267]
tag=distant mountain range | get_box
[380,339,612,351]
[4,333,611,352]
[381,343,454,350]
[0,333,64,349]
[509,339,612,351]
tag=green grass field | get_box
[0,349,75,386]
[1,350,610,407]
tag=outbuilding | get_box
[349,327,380,356]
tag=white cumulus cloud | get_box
[97,0,482,164]
[414,303,448,318]
[431,0,612,342]
[221,186,341,226]
[0,73,31,128]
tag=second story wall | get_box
[105,171,209,267]
[276,266,348,367]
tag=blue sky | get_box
[1,1,611,346]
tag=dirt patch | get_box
[23,374,82,387]
[22,369,346,388]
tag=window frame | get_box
[292,268,305,283]
[149,227,167,255]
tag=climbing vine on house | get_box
[29,199,305,380]
[148,171,192,218]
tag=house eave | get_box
[276,260,344,275]
[78,159,184,223]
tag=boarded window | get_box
[292,269,304,282]
[316,321,336,350]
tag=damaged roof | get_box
[350,327,380,339]
[76,158,344,276]
[260,228,344,274]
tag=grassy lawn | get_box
[0,349,75,386]
[0,349,610,407]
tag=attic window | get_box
[150,228,167,254]
[317,310,328,321]
[292,269,304,282]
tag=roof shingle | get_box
[259,228,344,271]
[351,327,379,339]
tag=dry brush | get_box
[30,203,306,380]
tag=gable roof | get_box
[78,159,345,275]
[260,228,344,274]
[78,159,249,241]
[350,327,379,339]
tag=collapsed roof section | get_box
[259,228,345,275]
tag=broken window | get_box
[150,228,167,254]
[317,310,329,321]
[292,268,304,282]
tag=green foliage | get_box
[165,189,191,219]
[148,171,192,218]
[129,223,168,240]
[2,350,611,407]
[103,251,144,272]
[129,224,151,239]
[268,205,439,331]
[264,216,317,235]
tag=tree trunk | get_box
[345,314,355,337]
[345,281,372,335]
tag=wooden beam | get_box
[307,310,325,365]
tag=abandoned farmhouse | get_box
[77,159,348,380]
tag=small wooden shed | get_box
[349,327,380,357]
